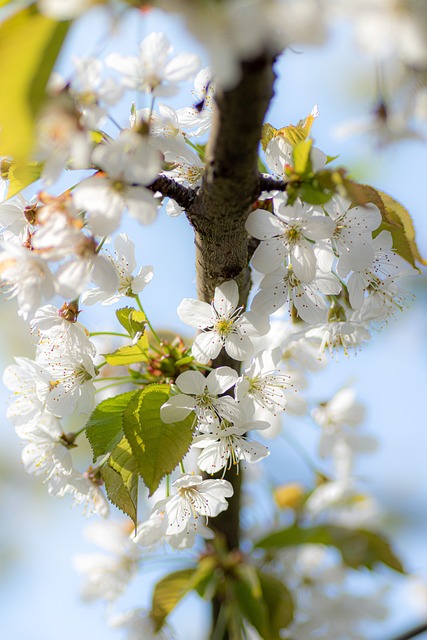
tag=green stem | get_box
[95,380,134,394]
[95,236,107,253]
[166,474,171,497]
[136,295,161,344]
[90,331,129,338]
[179,461,186,474]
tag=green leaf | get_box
[232,565,294,640]
[257,571,294,635]
[116,307,147,338]
[0,7,69,161]
[261,122,278,151]
[151,568,197,631]
[104,335,149,366]
[255,525,404,573]
[292,139,313,175]
[85,390,137,460]
[123,384,194,495]
[107,435,139,525]
[233,565,270,639]
[377,190,426,269]
[101,464,137,525]
[299,181,334,205]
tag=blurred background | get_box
[1,5,427,639]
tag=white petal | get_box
[245,209,284,240]
[206,367,238,394]
[251,237,286,274]
[225,334,253,361]
[213,280,239,316]
[177,298,214,329]
[176,370,206,395]
[160,395,196,423]
[291,243,317,282]
[192,331,223,364]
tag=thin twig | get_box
[389,623,427,640]
[148,175,198,210]
[259,174,288,194]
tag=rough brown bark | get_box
[186,53,277,303]
[185,53,277,640]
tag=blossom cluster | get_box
[0,19,420,640]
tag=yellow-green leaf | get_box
[107,435,139,525]
[104,335,149,366]
[275,107,318,148]
[116,307,147,338]
[152,568,197,630]
[101,464,137,525]
[0,7,69,161]
[5,160,43,199]
[377,190,426,269]
[261,122,278,151]
[292,139,313,175]
[343,184,426,269]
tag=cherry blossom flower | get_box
[74,132,161,236]
[251,265,341,324]
[30,303,96,356]
[235,351,290,415]
[37,345,96,417]
[163,473,233,535]
[177,280,269,364]
[0,241,55,319]
[134,501,214,551]
[247,201,334,280]
[18,414,73,482]
[193,421,270,475]
[3,357,52,426]
[160,367,242,425]
[323,195,382,271]
[73,520,140,602]
[106,32,200,97]
[81,233,153,305]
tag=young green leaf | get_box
[5,161,42,199]
[116,307,147,338]
[292,139,313,176]
[101,465,137,525]
[257,570,294,634]
[122,384,194,495]
[151,568,197,631]
[85,390,137,460]
[233,564,271,639]
[104,335,149,366]
[107,435,139,525]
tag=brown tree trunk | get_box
[184,53,277,640]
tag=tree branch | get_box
[183,52,277,640]
[389,623,427,640]
[259,174,288,194]
[148,175,197,210]
[186,53,277,303]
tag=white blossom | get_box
[178,280,269,364]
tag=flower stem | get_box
[90,331,129,338]
[136,295,161,344]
